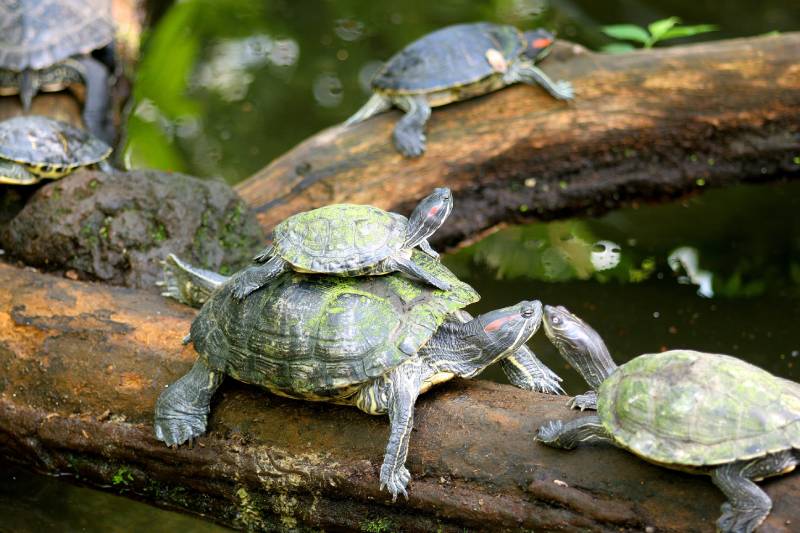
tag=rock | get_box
[0,168,263,288]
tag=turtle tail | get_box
[344,94,392,126]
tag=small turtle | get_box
[536,305,800,533]
[231,187,454,299]
[0,115,111,185]
[0,0,115,142]
[345,22,573,157]
[157,252,564,394]
[154,251,561,498]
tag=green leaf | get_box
[601,24,651,44]
[659,24,719,41]
[600,43,636,54]
[648,17,680,41]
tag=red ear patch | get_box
[483,315,517,333]
[532,38,553,49]
[428,206,440,217]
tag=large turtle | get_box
[231,187,454,299]
[536,305,800,533]
[0,115,111,185]
[345,22,573,157]
[0,0,115,142]
[155,251,562,498]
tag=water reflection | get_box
[668,246,714,298]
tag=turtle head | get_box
[473,300,543,359]
[404,187,453,248]
[543,305,618,389]
[522,29,556,62]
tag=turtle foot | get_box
[567,392,597,411]
[393,128,426,158]
[552,80,574,100]
[717,502,770,533]
[154,412,207,447]
[231,280,258,300]
[536,419,567,447]
[379,463,411,501]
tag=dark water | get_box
[4,0,800,530]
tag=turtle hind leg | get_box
[711,451,797,533]
[509,62,574,101]
[230,256,289,300]
[536,415,614,450]
[392,94,431,158]
[76,56,114,144]
[384,254,451,291]
[154,359,224,446]
[344,93,392,126]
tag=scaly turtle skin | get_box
[0,115,111,185]
[0,0,115,142]
[536,305,800,533]
[154,252,562,498]
[231,187,454,298]
[345,22,573,157]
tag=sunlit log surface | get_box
[0,262,797,531]
[237,33,800,248]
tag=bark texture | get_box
[236,33,800,248]
[0,262,797,532]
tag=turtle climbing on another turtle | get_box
[0,115,111,185]
[0,0,116,143]
[345,22,574,157]
[536,305,800,533]
[154,251,561,499]
[230,187,454,299]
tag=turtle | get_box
[0,115,111,185]
[154,251,562,498]
[344,22,574,158]
[536,305,800,533]
[0,0,116,143]
[230,187,454,299]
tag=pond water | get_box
[3,0,800,530]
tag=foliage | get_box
[111,466,133,486]
[601,17,717,53]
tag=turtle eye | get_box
[522,306,534,318]
[551,316,561,326]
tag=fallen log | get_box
[0,261,797,531]
[236,33,800,247]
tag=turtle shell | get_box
[190,251,479,399]
[0,116,110,175]
[372,22,525,94]
[273,203,408,273]
[0,0,113,71]
[598,350,800,467]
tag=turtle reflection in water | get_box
[155,253,564,499]
[0,115,111,185]
[231,187,454,299]
[345,22,574,157]
[0,0,116,142]
[537,305,799,533]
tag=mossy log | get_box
[236,33,800,247]
[0,262,798,532]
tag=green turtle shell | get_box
[0,116,110,177]
[372,22,525,95]
[0,0,113,71]
[190,251,479,400]
[598,350,800,467]
[273,203,408,273]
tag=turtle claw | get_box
[567,391,597,411]
[717,502,770,533]
[380,463,411,501]
[154,413,208,447]
[393,129,426,158]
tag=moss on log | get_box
[0,262,798,531]
[236,33,800,247]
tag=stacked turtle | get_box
[154,188,565,499]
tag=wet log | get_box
[0,261,798,532]
[237,33,800,247]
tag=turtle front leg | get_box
[154,359,224,446]
[76,55,114,144]
[711,451,797,533]
[418,239,439,260]
[384,254,451,291]
[536,415,614,450]
[508,62,574,101]
[500,344,565,395]
[392,94,431,158]
[230,255,290,299]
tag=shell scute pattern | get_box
[599,350,800,466]
[191,251,478,398]
[274,204,406,272]
[0,0,113,70]
[0,115,110,168]
[372,22,524,94]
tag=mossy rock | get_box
[0,169,264,288]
